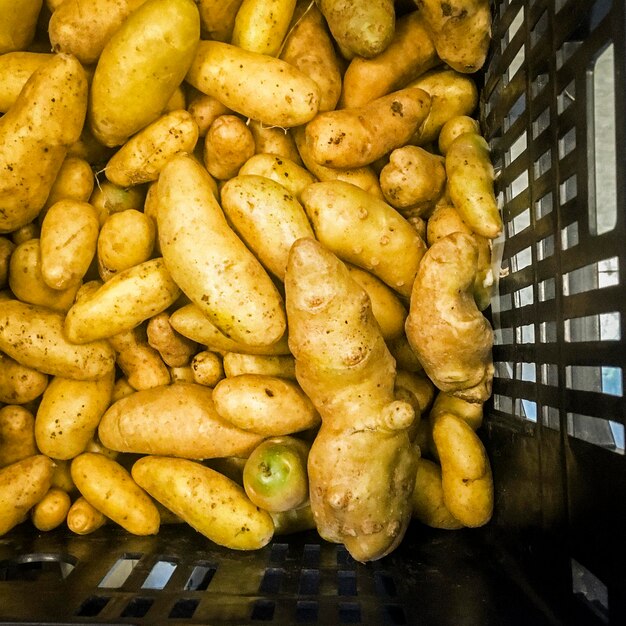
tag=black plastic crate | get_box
[1,0,624,624]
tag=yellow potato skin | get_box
[89,0,200,147]
[0,52,52,113]
[222,353,295,379]
[132,455,274,550]
[232,0,296,56]
[203,115,255,181]
[41,157,95,216]
[186,40,320,128]
[35,371,115,461]
[66,496,107,535]
[0,354,48,406]
[0,53,88,233]
[0,405,38,468]
[71,452,160,535]
[0,0,43,54]
[156,155,286,347]
[31,487,72,531]
[0,237,14,288]
[197,0,244,41]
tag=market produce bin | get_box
[1,0,624,624]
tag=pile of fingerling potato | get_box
[0,0,500,562]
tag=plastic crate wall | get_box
[482,0,625,622]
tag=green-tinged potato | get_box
[147,312,197,367]
[340,11,437,109]
[197,0,244,41]
[0,301,115,380]
[430,391,483,431]
[187,90,233,137]
[438,115,481,155]
[302,181,427,297]
[0,455,54,537]
[71,452,160,535]
[105,110,199,187]
[41,157,95,216]
[97,210,156,274]
[186,40,320,128]
[408,68,479,145]
[32,487,72,531]
[0,353,48,405]
[49,0,149,65]
[431,412,493,526]
[270,503,316,535]
[213,374,320,436]
[316,0,395,58]
[35,371,115,460]
[65,258,180,343]
[243,436,310,512]
[203,115,255,181]
[89,0,200,147]
[89,181,146,225]
[191,350,225,387]
[412,457,463,529]
[346,265,407,340]
[170,304,291,355]
[0,52,52,112]
[66,496,107,535]
[98,382,264,458]
[0,53,88,233]
[279,1,342,111]
[232,0,296,56]
[0,405,38,468]
[220,175,315,281]
[248,120,303,164]
[8,239,80,311]
[239,153,316,201]
[223,353,296,379]
[0,0,43,54]
[40,200,99,291]
[305,87,431,169]
[132,455,274,550]
[157,154,286,347]
[0,237,14,288]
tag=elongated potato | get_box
[220,175,315,280]
[0,455,54,537]
[32,487,72,531]
[89,0,200,146]
[430,391,483,431]
[66,496,107,535]
[197,0,244,41]
[0,0,43,54]
[0,52,52,112]
[147,312,197,368]
[64,258,180,343]
[0,353,48,405]
[35,372,115,461]
[0,53,88,233]
[302,180,427,297]
[0,405,38,468]
[0,300,115,380]
[132,456,274,550]
[203,115,255,181]
[232,0,296,56]
[186,40,320,128]
[71,452,160,535]
[156,154,286,347]
[223,353,296,379]
[98,382,264,458]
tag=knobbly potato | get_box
[39,200,99,291]
[105,110,199,187]
[156,154,286,347]
[0,301,115,380]
[0,237,14,288]
[213,374,320,436]
[0,53,88,233]
[32,487,72,531]
[305,87,431,169]
[66,496,107,535]
[71,452,160,535]
[203,115,255,180]
[35,372,115,460]
[0,455,54,537]
[248,120,303,164]
[438,115,481,155]
[65,258,180,343]
[223,353,296,379]
[220,175,315,280]
[191,350,225,387]
[89,0,200,146]
[301,180,427,297]
[232,0,296,56]
[132,455,274,550]
[0,0,43,54]
[0,405,38,468]
[41,157,95,217]
[0,52,52,112]
[187,90,233,136]
[98,382,264,458]
[0,353,48,405]
[186,40,320,128]
[197,0,244,41]
[147,312,198,367]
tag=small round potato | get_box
[0,353,48,406]
[191,351,225,387]
[32,487,72,531]
[203,115,255,181]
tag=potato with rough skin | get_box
[72,452,160,535]
[223,353,296,380]
[156,155,286,347]
[0,301,116,381]
[186,40,320,128]
[197,0,244,42]
[0,455,54,537]
[98,382,264,459]
[0,354,48,406]
[0,52,52,112]
[132,455,274,550]
[305,87,431,169]
[32,487,72,531]
[0,0,43,54]
[0,53,88,234]
[191,351,225,387]
[66,496,107,535]
[302,181,427,297]
[203,115,255,181]
[285,238,418,562]
[0,405,38,468]
[232,0,296,56]
[405,232,494,403]
[89,0,200,147]
[147,312,197,368]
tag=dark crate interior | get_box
[1,0,625,624]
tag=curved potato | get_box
[0,353,48,405]
[0,405,38,468]
[146,312,197,368]
[66,496,107,535]
[232,0,296,56]
[0,52,52,113]
[0,0,43,54]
